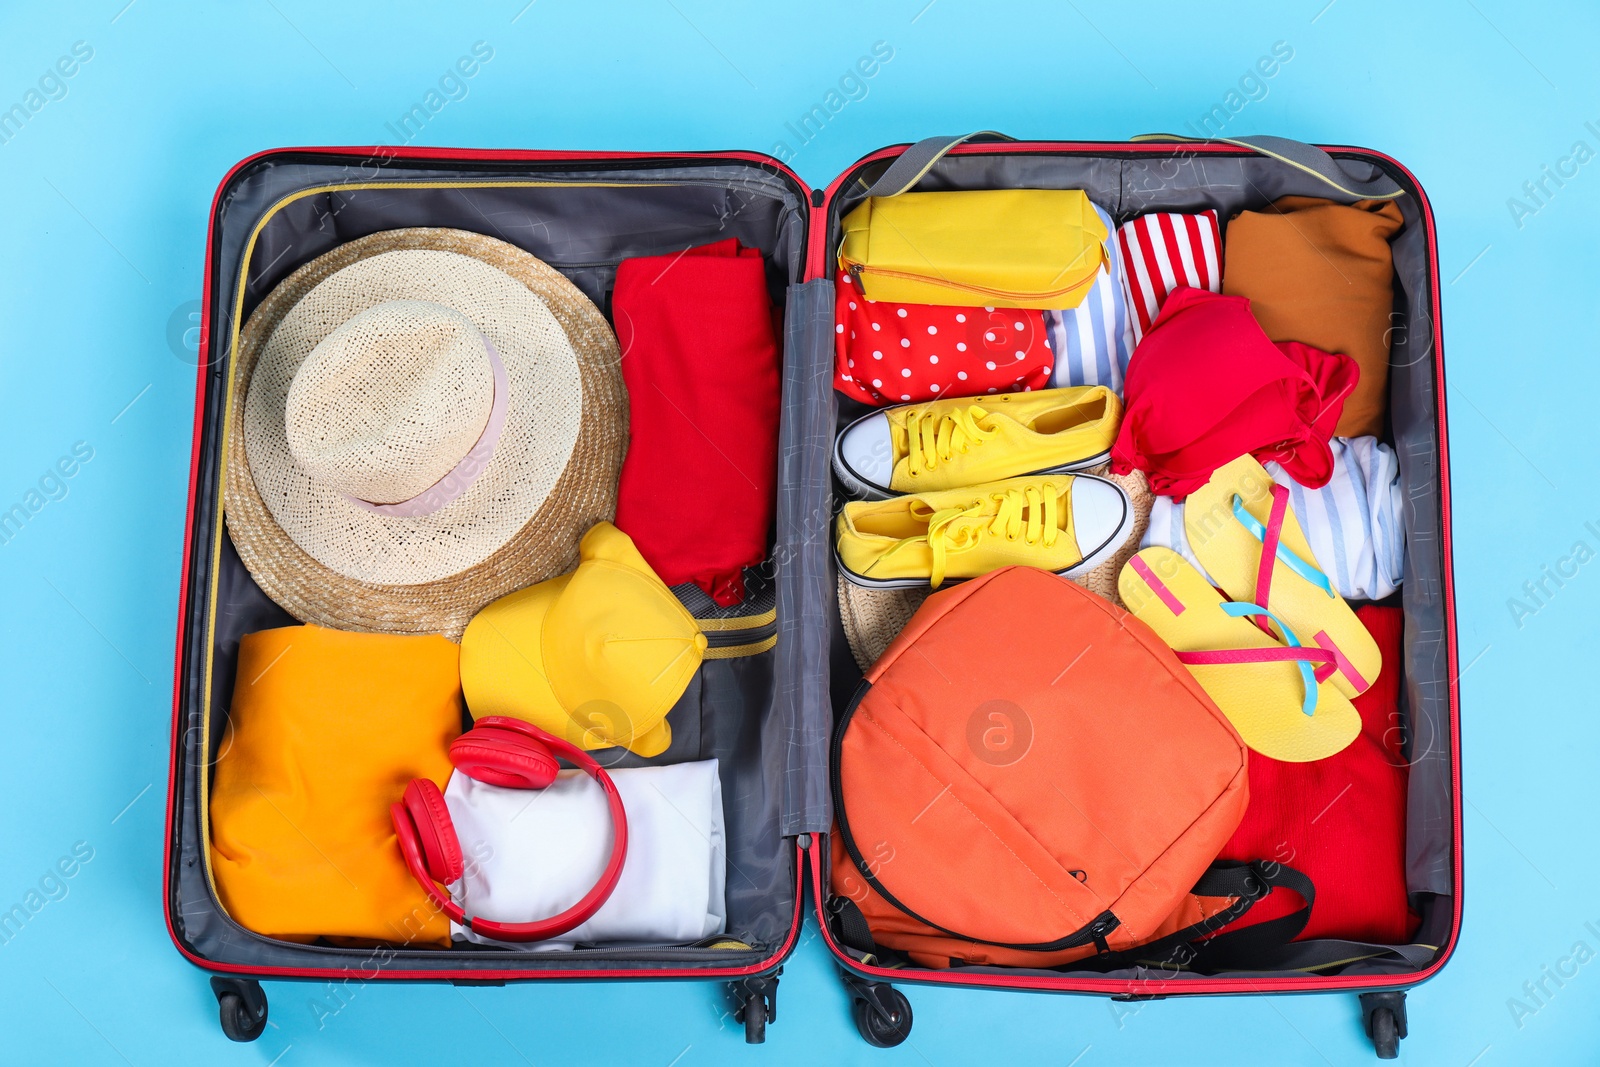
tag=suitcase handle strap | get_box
[1131,132,1407,202]
[863,132,1406,204]
[861,131,1016,197]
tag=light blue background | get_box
[0,0,1590,1063]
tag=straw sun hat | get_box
[224,228,627,639]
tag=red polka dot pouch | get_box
[832,270,1055,406]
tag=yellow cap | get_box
[460,523,708,757]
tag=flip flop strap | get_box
[1174,602,1335,717]
[1230,492,1335,602]
[1254,485,1290,614]
[1241,485,1290,639]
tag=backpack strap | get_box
[1091,860,1315,970]
[1237,937,1438,972]
[830,862,1432,974]
[827,860,1315,969]
[828,895,880,959]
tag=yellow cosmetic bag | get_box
[837,188,1109,309]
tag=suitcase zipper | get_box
[828,678,1118,955]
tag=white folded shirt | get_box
[444,758,726,950]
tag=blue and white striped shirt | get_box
[1043,204,1136,395]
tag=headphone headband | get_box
[391,716,629,943]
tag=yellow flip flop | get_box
[1119,547,1360,763]
[1183,455,1380,700]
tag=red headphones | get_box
[391,715,629,943]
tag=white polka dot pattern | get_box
[831,270,1054,406]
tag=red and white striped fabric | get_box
[1117,210,1222,342]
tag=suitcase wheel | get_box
[742,991,768,1043]
[730,973,778,1044]
[843,975,912,1048]
[1360,991,1407,1060]
[210,976,268,1043]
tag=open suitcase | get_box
[164,134,1459,1059]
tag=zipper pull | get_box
[1088,912,1120,955]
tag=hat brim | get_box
[224,228,628,639]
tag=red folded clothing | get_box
[1110,286,1357,500]
[612,239,781,606]
[1216,605,1419,945]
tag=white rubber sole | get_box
[836,474,1136,589]
[831,428,1113,502]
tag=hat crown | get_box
[284,300,495,504]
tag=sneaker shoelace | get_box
[893,483,1062,587]
[905,404,998,477]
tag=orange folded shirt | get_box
[209,624,463,947]
[1222,195,1405,439]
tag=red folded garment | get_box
[1216,605,1419,945]
[612,239,781,606]
[1110,286,1357,500]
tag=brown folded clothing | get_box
[1222,195,1404,438]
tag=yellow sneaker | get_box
[832,386,1121,499]
[835,475,1133,589]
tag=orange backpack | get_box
[830,566,1310,969]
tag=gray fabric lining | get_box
[1388,217,1453,897]
[773,279,839,835]
[171,153,812,973]
[820,146,1455,981]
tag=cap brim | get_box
[619,718,673,758]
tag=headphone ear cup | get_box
[402,779,463,884]
[450,725,561,789]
